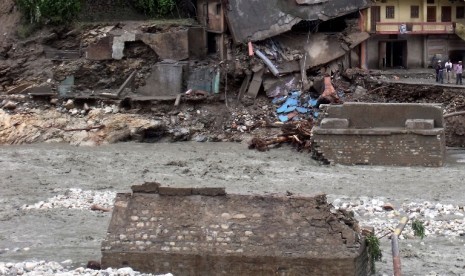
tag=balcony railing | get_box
[375,22,454,34]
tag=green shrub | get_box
[157,0,175,16]
[366,234,382,273]
[132,0,175,16]
[16,0,81,25]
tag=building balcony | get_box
[375,22,454,34]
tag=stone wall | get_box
[312,103,446,166]
[101,183,368,275]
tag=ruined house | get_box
[366,0,465,69]
[313,103,446,166]
[101,183,369,275]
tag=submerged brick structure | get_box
[312,103,445,166]
[101,183,368,275]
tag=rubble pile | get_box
[21,188,115,211]
[331,197,465,238]
[0,261,172,276]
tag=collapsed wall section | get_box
[312,103,446,166]
[101,183,368,275]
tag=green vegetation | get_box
[366,234,382,273]
[132,0,176,16]
[412,219,426,239]
[16,0,81,25]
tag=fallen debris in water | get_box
[249,119,313,152]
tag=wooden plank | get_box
[117,71,137,97]
[237,72,252,101]
[246,68,264,99]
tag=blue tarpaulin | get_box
[275,90,319,122]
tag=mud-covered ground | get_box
[1,142,465,275]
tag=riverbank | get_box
[1,142,465,275]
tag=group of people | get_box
[436,59,463,85]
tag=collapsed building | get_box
[1,0,456,166]
[101,182,369,275]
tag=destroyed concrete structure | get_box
[313,103,446,166]
[221,0,370,43]
[101,183,368,275]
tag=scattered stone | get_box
[64,99,75,110]
[21,188,115,211]
[0,261,172,276]
[86,260,101,270]
[50,98,59,105]
[104,106,113,114]
[83,103,90,111]
[70,108,79,115]
[382,203,395,211]
[3,101,17,110]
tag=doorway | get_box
[449,50,465,63]
[442,6,452,22]
[379,41,407,68]
[427,6,437,22]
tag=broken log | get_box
[90,204,112,212]
[116,70,137,97]
[249,136,290,152]
[392,216,409,276]
[174,94,182,106]
[444,111,465,119]
[64,125,104,132]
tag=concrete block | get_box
[131,182,161,193]
[158,187,192,196]
[405,119,434,129]
[137,63,183,97]
[320,118,349,129]
[192,187,226,196]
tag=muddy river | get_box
[1,142,465,275]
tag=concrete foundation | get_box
[312,103,445,166]
[101,183,368,275]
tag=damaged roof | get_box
[222,0,369,43]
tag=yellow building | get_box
[364,0,465,68]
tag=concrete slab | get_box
[137,63,184,97]
[139,30,189,61]
[246,68,264,99]
[223,0,369,43]
[274,31,369,69]
[187,67,215,93]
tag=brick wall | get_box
[101,183,369,275]
[313,133,445,166]
[312,103,446,166]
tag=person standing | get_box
[445,60,453,83]
[436,60,444,84]
[456,61,463,85]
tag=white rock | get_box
[64,99,75,110]
[24,261,37,271]
[116,267,135,276]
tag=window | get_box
[427,0,434,4]
[386,6,395,19]
[457,7,465,19]
[411,6,419,18]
